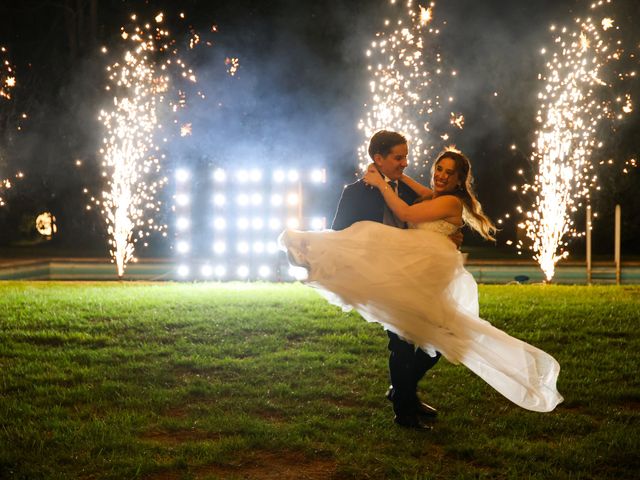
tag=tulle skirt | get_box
[279,221,563,412]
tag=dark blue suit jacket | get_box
[331,179,419,231]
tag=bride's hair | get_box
[429,147,497,241]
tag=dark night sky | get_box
[0,0,638,254]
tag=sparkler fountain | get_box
[0,45,24,207]
[0,46,16,102]
[96,13,199,277]
[358,0,463,172]
[517,0,635,281]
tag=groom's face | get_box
[374,143,408,181]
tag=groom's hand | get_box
[449,230,463,249]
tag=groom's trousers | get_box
[387,331,441,416]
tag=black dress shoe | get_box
[386,386,438,418]
[416,401,438,419]
[394,415,433,431]
[386,385,395,401]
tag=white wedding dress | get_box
[279,220,563,412]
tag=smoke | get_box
[164,1,376,173]
[431,1,563,156]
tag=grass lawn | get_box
[0,282,638,479]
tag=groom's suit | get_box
[331,179,441,419]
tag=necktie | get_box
[383,180,404,228]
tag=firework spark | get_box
[0,172,24,207]
[450,112,465,129]
[96,12,201,277]
[419,6,432,25]
[621,157,637,174]
[516,0,635,281]
[225,57,240,76]
[0,46,16,100]
[0,46,24,207]
[180,123,193,136]
[357,1,459,172]
[0,178,10,207]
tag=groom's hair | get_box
[368,130,407,160]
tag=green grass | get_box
[0,282,638,480]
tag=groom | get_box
[332,130,453,430]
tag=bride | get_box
[279,148,563,413]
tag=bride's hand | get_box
[363,164,385,189]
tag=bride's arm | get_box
[378,186,460,223]
[363,166,460,223]
[400,173,433,199]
